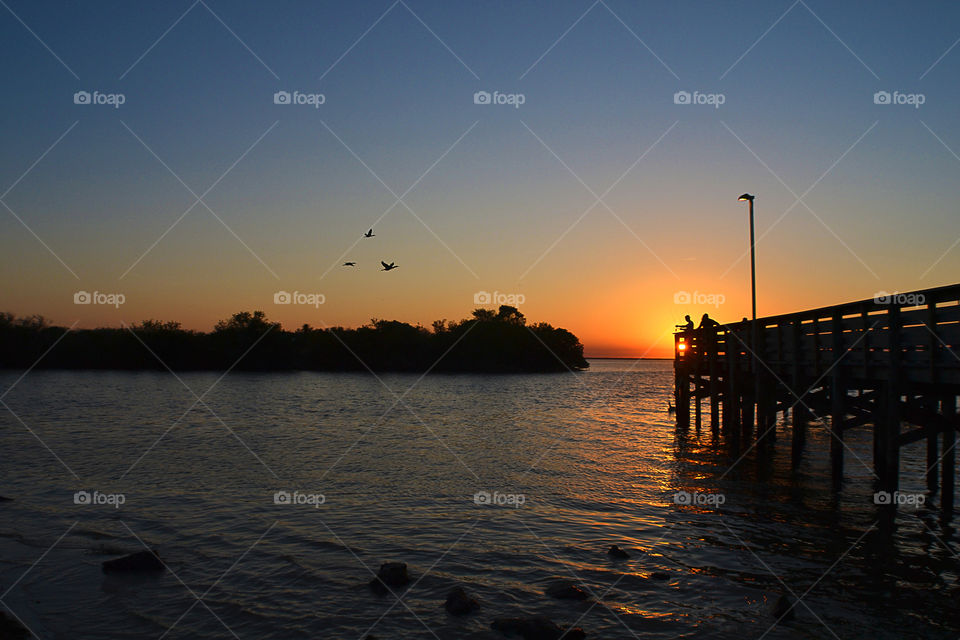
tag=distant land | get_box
[0,306,588,373]
[587,356,672,361]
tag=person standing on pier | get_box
[697,313,720,331]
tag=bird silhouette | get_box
[380,261,398,271]
[667,399,676,413]
[343,262,356,267]
[364,228,375,238]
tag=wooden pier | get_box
[674,283,960,513]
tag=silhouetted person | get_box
[698,313,720,356]
[698,313,720,330]
[682,315,694,331]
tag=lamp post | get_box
[738,193,760,435]
[738,193,756,323]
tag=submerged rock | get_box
[545,580,590,600]
[444,586,479,615]
[0,610,31,639]
[102,550,164,574]
[606,545,629,559]
[772,594,795,622]
[369,562,409,594]
[491,615,586,640]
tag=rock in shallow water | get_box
[102,550,165,574]
[369,562,410,594]
[772,593,795,622]
[0,610,31,639]
[607,545,629,559]
[491,615,586,640]
[444,586,479,615]
[545,580,590,600]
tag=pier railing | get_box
[676,283,960,384]
[673,283,960,513]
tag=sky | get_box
[1,1,959,358]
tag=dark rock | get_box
[491,615,586,640]
[607,545,629,559]
[102,550,164,574]
[444,586,479,615]
[650,571,670,580]
[772,594,795,622]
[545,580,590,600]
[369,562,409,594]
[0,610,31,639]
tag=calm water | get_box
[1,360,958,639]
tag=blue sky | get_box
[2,1,959,355]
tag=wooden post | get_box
[830,312,845,489]
[791,318,806,467]
[675,333,690,428]
[942,397,956,516]
[709,329,720,434]
[927,301,940,495]
[694,369,702,430]
[724,330,735,434]
[927,418,940,495]
[730,333,742,452]
[878,307,902,495]
[756,324,776,454]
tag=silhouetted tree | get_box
[0,308,588,373]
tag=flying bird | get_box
[342,262,356,267]
[364,228,375,238]
[380,261,398,271]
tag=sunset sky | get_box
[2,1,959,358]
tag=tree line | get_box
[0,306,588,373]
